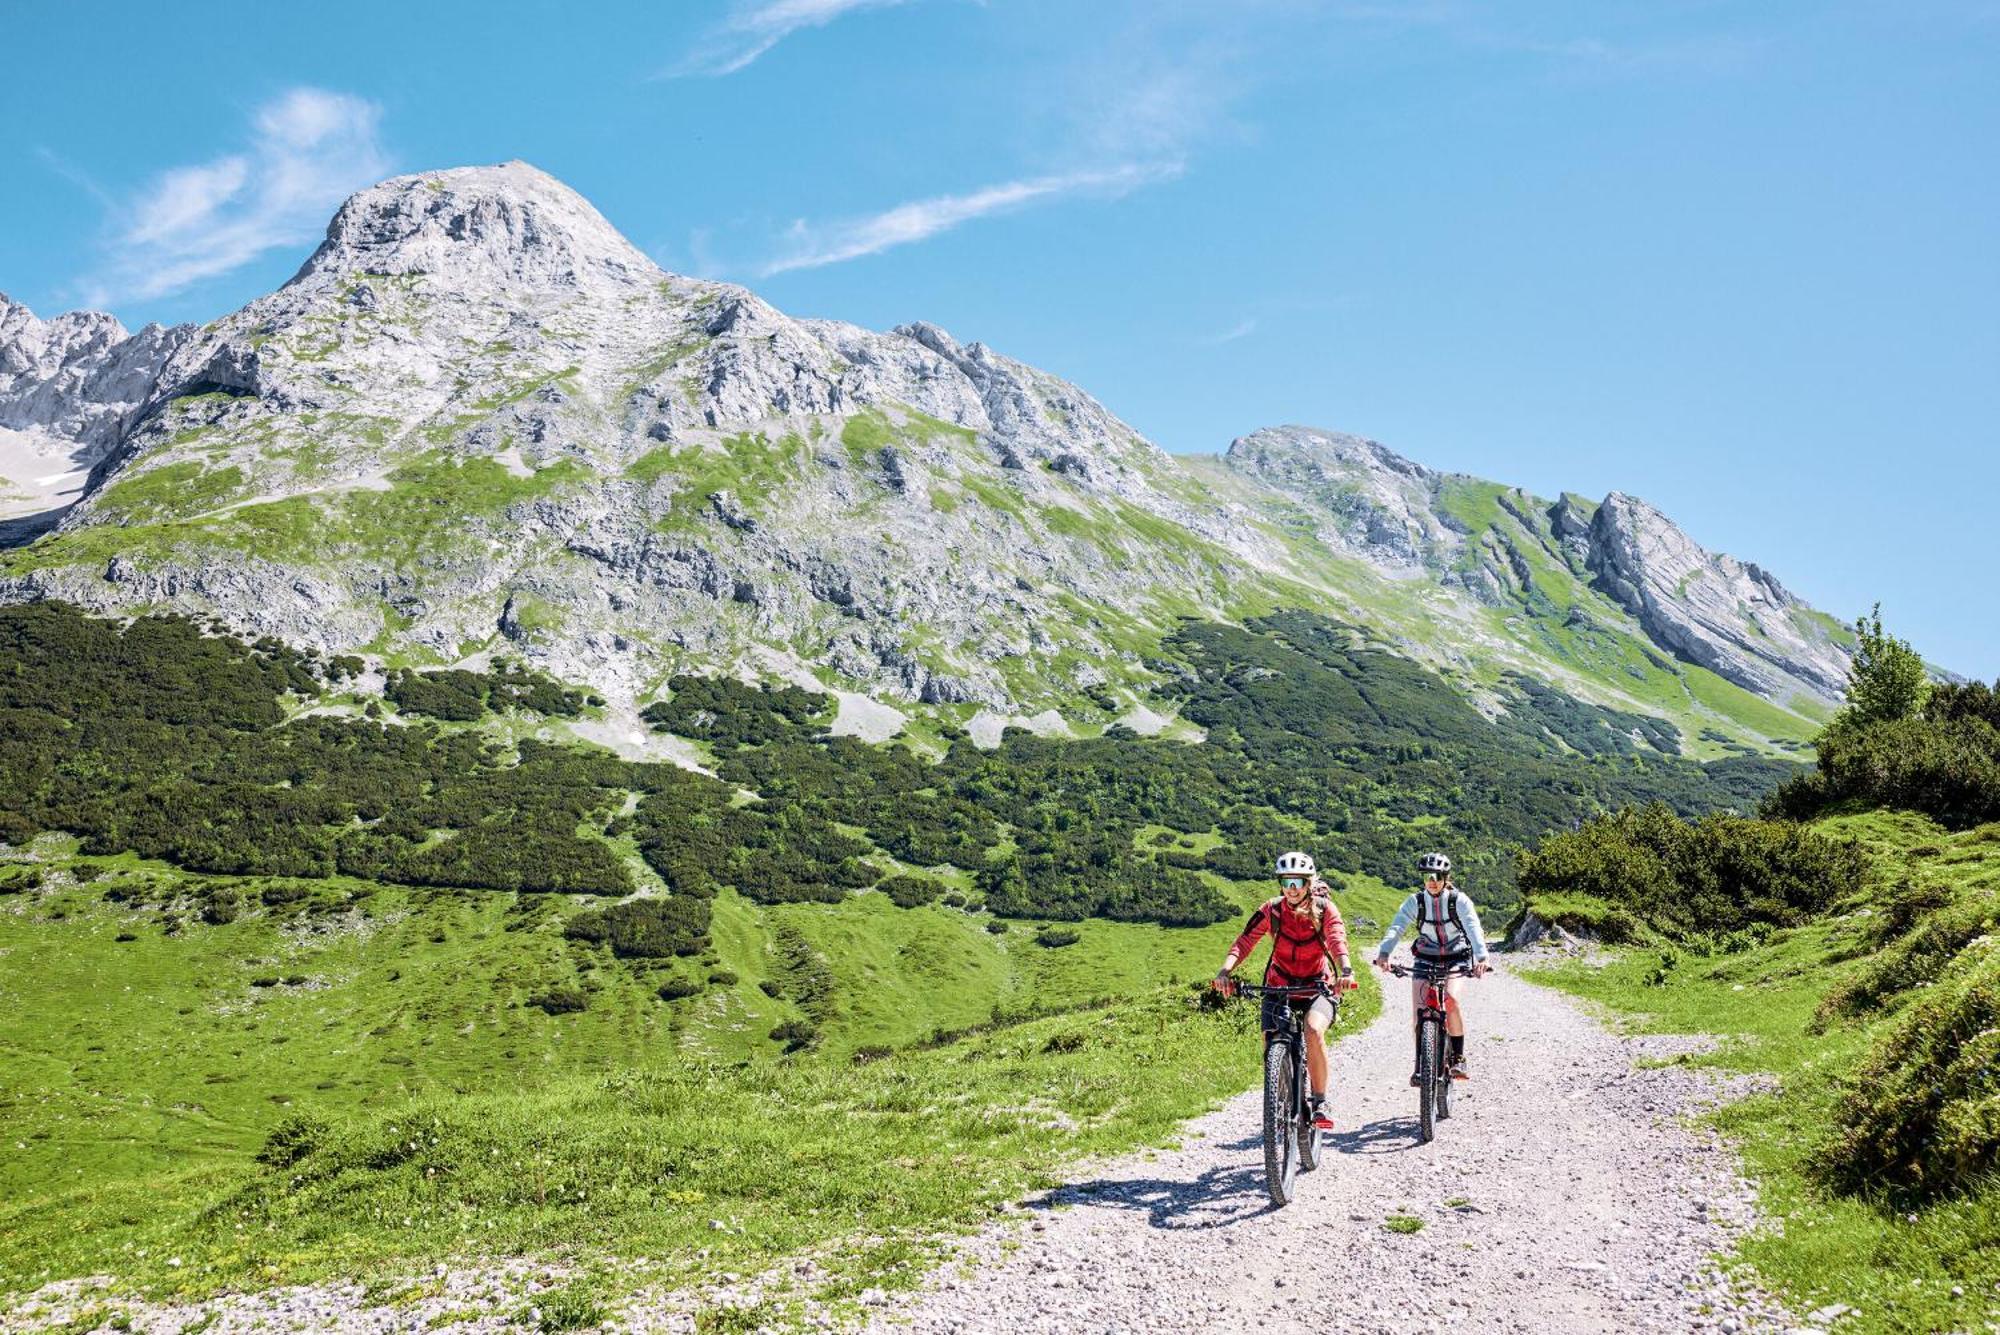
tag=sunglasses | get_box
[1280,875,1309,889]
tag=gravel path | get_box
[870,957,1797,1335]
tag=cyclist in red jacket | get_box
[1213,851,1357,1130]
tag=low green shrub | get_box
[200,888,243,925]
[563,898,708,958]
[1813,945,2000,1200]
[1766,687,2000,830]
[1034,926,1081,948]
[529,987,588,1015]
[768,1020,816,1051]
[1817,888,1999,1024]
[258,1113,330,1168]
[876,875,942,908]
[656,977,702,1001]
[1517,803,1865,941]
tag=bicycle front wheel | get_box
[1263,1040,1298,1206]
[1416,1019,1437,1144]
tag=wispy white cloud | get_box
[758,161,1181,275]
[80,87,389,307]
[34,147,116,210]
[670,0,916,77]
[1204,317,1258,345]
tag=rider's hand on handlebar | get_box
[1472,960,1491,978]
[1371,955,1391,973]
[1212,970,1237,997]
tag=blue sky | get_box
[4,1,1995,674]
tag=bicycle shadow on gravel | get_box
[1325,1117,1424,1155]
[1023,1163,1276,1231]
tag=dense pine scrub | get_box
[1514,803,1866,943]
[1765,678,2000,830]
[385,662,594,721]
[649,611,1800,922]
[0,603,1793,930]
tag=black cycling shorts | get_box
[1260,987,1332,1032]
[1410,947,1472,971]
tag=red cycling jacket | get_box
[1228,889,1349,987]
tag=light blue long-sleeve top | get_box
[1375,887,1489,962]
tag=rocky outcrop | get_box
[1584,492,1850,700]
[1223,426,1455,573]
[0,294,190,458]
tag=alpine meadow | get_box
[1,25,1995,1331]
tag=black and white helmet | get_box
[1418,851,1452,876]
[1274,850,1316,877]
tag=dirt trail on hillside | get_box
[868,959,1795,1335]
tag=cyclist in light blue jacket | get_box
[1373,852,1490,1084]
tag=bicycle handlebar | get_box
[1387,962,1480,979]
[1228,981,1336,998]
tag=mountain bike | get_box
[1230,982,1337,1207]
[1389,959,1476,1144]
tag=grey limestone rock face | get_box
[1223,425,1456,573]
[0,294,192,459]
[1585,492,1850,700]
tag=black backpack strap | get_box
[1446,890,1468,940]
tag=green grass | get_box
[839,409,895,468]
[1523,808,2000,1334]
[0,850,1394,1312]
[1681,663,1821,746]
[92,462,249,524]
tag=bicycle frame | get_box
[1388,959,1475,1143]
[1231,981,1336,1205]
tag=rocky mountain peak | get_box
[1223,425,1454,572]
[0,163,1856,745]
[288,160,663,300]
[1225,424,1434,484]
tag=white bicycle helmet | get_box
[1418,851,1451,875]
[1274,851,1316,877]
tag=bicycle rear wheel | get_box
[1263,1040,1298,1206]
[1416,1019,1437,1144]
[1435,1029,1453,1122]
[1297,1042,1321,1173]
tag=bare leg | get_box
[1304,1015,1330,1095]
